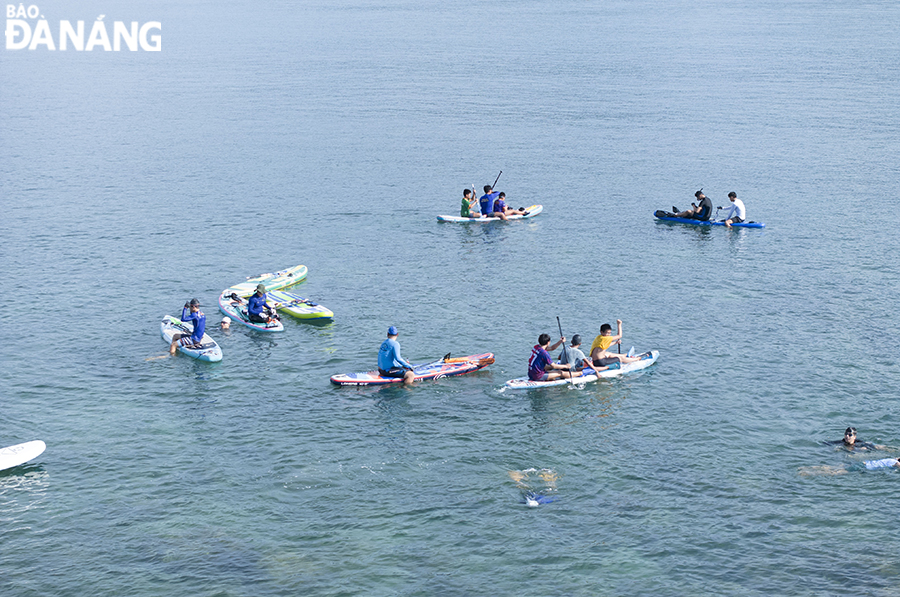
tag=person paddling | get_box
[378,326,415,384]
[170,298,206,354]
[460,188,482,219]
[721,192,746,227]
[479,185,501,218]
[528,333,576,382]
[590,320,645,367]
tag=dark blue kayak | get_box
[653,211,765,228]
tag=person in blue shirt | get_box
[479,185,500,218]
[490,192,528,221]
[378,326,415,384]
[247,284,278,324]
[169,298,206,355]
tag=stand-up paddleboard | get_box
[0,440,46,472]
[505,350,659,390]
[437,204,543,223]
[331,353,494,386]
[267,289,334,321]
[218,291,285,332]
[160,315,223,361]
[653,211,765,228]
[225,264,308,297]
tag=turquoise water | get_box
[3,0,900,594]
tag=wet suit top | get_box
[180,307,206,343]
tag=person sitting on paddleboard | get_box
[721,191,746,227]
[823,427,879,451]
[170,298,206,354]
[461,188,482,219]
[590,320,645,368]
[529,333,577,382]
[247,284,278,324]
[559,335,609,377]
[672,190,713,220]
[491,192,528,221]
[378,326,415,384]
[479,185,501,218]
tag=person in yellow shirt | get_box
[590,319,645,367]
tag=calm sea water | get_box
[3,0,900,594]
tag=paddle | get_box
[413,353,452,372]
[444,356,495,367]
[492,170,502,189]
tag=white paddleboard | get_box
[0,440,46,472]
[505,350,659,390]
[437,204,543,222]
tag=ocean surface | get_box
[2,0,900,594]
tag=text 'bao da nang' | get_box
[6,5,161,51]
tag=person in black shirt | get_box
[824,427,878,450]
[672,190,713,221]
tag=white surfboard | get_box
[437,204,543,222]
[0,440,46,472]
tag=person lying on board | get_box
[799,457,900,476]
[489,192,528,220]
[479,184,500,218]
[248,284,279,324]
[822,427,881,451]
[671,190,713,220]
[170,298,206,354]
[378,326,415,384]
[590,320,645,367]
[558,335,609,377]
[529,333,578,382]
[720,191,746,227]
[460,188,483,219]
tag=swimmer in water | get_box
[799,457,900,477]
[509,468,558,505]
[823,427,880,450]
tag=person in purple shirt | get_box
[479,185,500,218]
[491,192,528,220]
[528,333,576,382]
[169,298,206,355]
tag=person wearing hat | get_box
[247,283,278,324]
[672,190,713,221]
[721,191,746,227]
[824,427,878,450]
[479,184,501,218]
[220,316,231,330]
[378,326,415,384]
[169,298,206,355]
[558,334,608,378]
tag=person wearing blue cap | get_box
[378,326,415,384]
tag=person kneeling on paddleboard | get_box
[480,185,501,218]
[248,284,279,324]
[721,191,746,227]
[529,333,577,382]
[170,298,206,354]
[378,326,415,384]
[559,335,608,378]
[671,190,713,221]
[590,320,646,368]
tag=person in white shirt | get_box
[722,192,746,227]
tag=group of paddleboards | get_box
[160,264,333,362]
[653,189,765,228]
